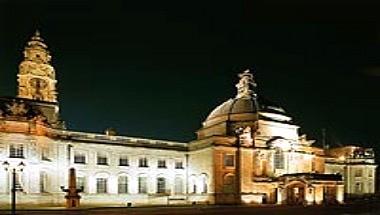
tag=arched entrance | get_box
[286,181,306,205]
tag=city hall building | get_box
[0,31,376,206]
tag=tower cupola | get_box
[17,30,57,103]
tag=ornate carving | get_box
[240,126,254,147]
[235,70,257,99]
[6,101,27,116]
[34,114,47,123]
[17,30,57,102]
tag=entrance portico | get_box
[276,173,344,205]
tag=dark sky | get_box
[0,1,379,150]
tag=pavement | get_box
[0,202,379,215]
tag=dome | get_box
[204,70,288,123]
[205,96,286,121]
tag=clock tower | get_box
[17,30,57,103]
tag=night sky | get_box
[0,2,379,151]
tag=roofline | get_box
[48,129,188,149]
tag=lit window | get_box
[189,176,197,193]
[355,182,362,193]
[40,171,48,193]
[355,169,363,177]
[175,160,183,169]
[174,177,183,194]
[76,176,86,193]
[9,144,24,158]
[157,159,166,168]
[119,156,129,166]
[138,176,147,193]
[139,158,148,167]
[96,178,107,193]
[97,153,108,165]
[274,149,284,169]
[224,154,235,167]
[41,147,50,161]
[368,182,373,193]
[74,152,86,164]
[200,174,208,194]
[118,176,128,194]
[368,170,373,177]
[14,172,23,192]
[157,177,166,193]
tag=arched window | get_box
[368,182,373,193]
[274,149,284,169]
[40,171,48,193]
[199,174,208,194]
[189,175,197,194]
[223,174,235,193]
[118,175,128,194]
[96,178,108,193]
[355,182,362,193]
[138,175,148,193]
[174,176,184,194]
[76,175,86,193]
[95,172,109,194]
[157,177,166,194]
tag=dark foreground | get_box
[0,202,379,215]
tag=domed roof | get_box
[205,70,287,122]
[206,96,286,121]
[206,98,256,121]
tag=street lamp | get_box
[3,161,25,215]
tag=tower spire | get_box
[35,29,40,37]
[235,69,257,99]
[17,30,57,102]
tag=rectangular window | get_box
[139,158,148,167]
[368,169,373,177]
[40,172,47,193]
[119,156,129,166]
[274,150,285,169]
[175,160,183,169]
[9,144,24,158]
[74,152,86,164]
[224,154,235,167]
[355,182,362,193]
[311,160,316,172]
[368,182,373,193]
[355,169,363,177]
[15,172,22,191]
[41,147,50,161]
[96,178,107,193]
[97,153,108,165]
[157,159,166,168]
[138,177,147,193]
[76,177,86,193]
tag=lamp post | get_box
[2,161,25,215]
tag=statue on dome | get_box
[235,70,257,99]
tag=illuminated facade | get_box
[0,32,376,206]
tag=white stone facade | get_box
[0,32,376,207]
